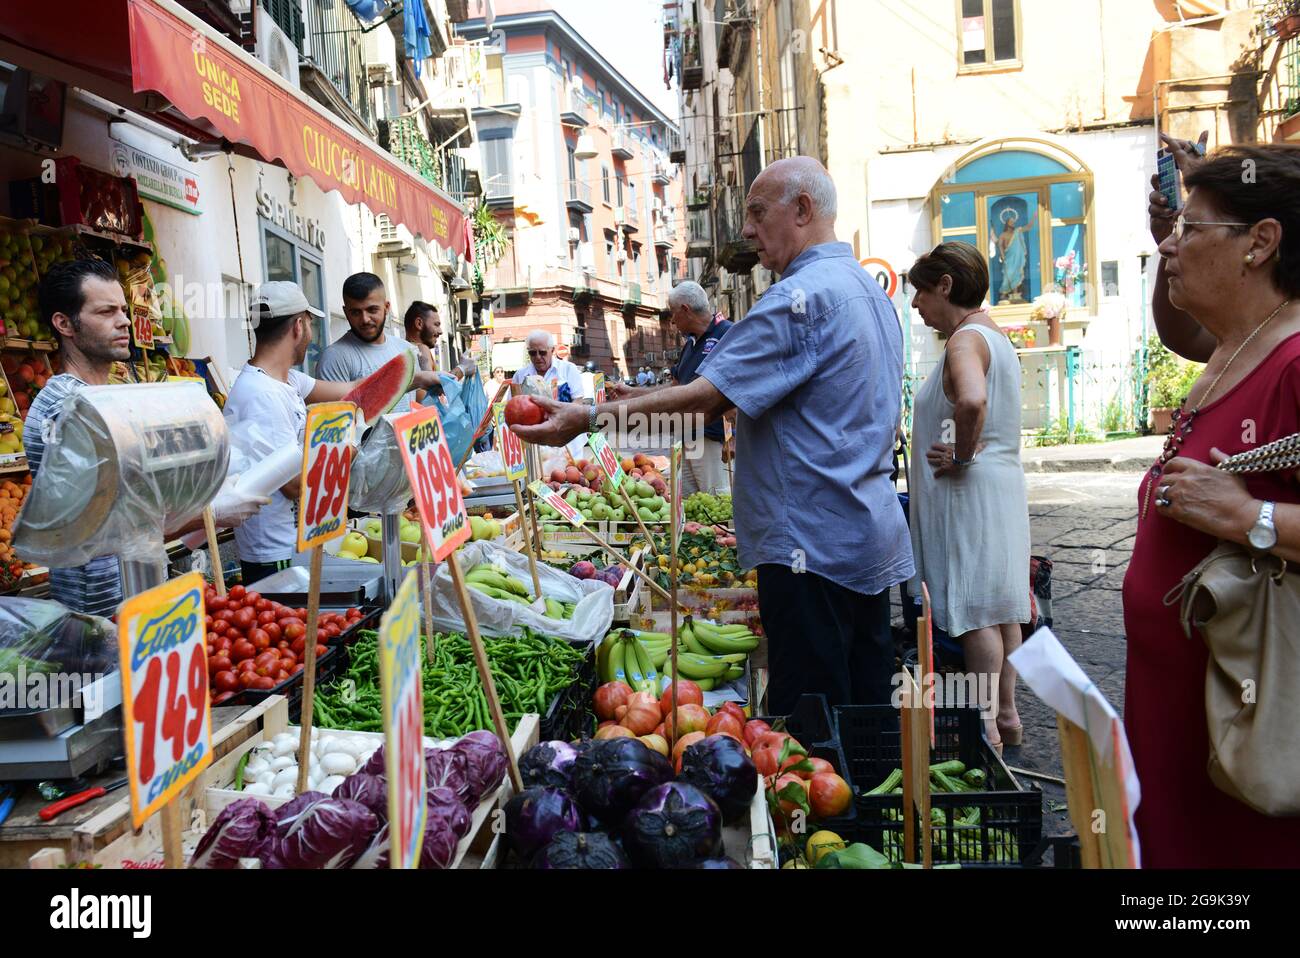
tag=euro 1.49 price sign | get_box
[117,573,212,829]
[394,404,470,561]
[587,432,624,490]
[493,402,526,484]
[529,480,585,527]
[297,402,356,551]
[379,569,426,869]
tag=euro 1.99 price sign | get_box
[117,573,212,829]
[297,402,357,551]
[493,402,526,484]
[529,480,585,527]
[379,569,426,869]
[587,432,624,490]
[394,404,470,561]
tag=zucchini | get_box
[962,768,988,789]
[868,767,903,795]
[929,759,966,777]
[930,769,965,794]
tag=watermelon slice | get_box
[343,351,416,425]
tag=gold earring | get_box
[1246,253,1256,264]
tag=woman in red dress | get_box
[1126,140,1300,867]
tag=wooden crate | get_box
[13,697,284,869]
[722,775,779,870]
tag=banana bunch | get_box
[465,563,576,619]
[597,629,670,693]
[667,618,755,687]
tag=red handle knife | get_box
[38,779,128,821]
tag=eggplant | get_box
[533,831,629,869]
[622,782,723,869]
[677,734,758,823]
[518,741,581,790]
[504,787,585,861]
[571,737,673,825]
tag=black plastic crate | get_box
[328,606,382,648]
[756,693,836,747]
[540,639,597,742]
[833,704,1042,867]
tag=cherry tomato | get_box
[233,607,257,631]
[213,671,240,693]
[230,638,256,662]
[209,654,233,674]
[263,622,282,642]
[255,599,272,613]
[252,675,276,690]
[229,585,246,600]
[238,671,260,689]
[249,628,271,651]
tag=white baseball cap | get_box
[248,281,324,325]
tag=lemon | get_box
[806,830,846,866]
[781,858,810,869]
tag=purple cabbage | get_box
[519,740,581,790]
[268,797,378,869]
[504,787,585,861]
[571,737,673,824]
[427,786,472,839]
[332,773,388,822]
[349,814,460,869]
[533,831,629,869]
[451,730,507,804]
[622,782,723,869]
[425,747,472,803]
[272,791,330,832]
[191,798,276,869]
[361,744,386,777]
[677,734,758,823]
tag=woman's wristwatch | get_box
[1247,500,1278,551]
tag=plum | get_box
[570,560,597,580]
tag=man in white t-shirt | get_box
[225,282,443,586]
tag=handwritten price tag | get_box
[587,432,624,490]
[117,573,212,829]
[394,404,471,561]
[297,402,356,551]
[379,569,426,869]
[529,480,585,526]
[493,402,527,483]
[131,303,154,348]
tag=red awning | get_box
[0,0,468,256]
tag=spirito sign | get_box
[860,257,899,299]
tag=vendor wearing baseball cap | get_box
[224,281,443,586]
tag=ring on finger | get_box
[1159,484,1171,498]
[1156,496,1171,508]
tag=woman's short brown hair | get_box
[1183,145,1300,297]
[909,242,989,309]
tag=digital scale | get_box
[0,383,228,781]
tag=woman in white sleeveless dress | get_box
[907,243,1031,751]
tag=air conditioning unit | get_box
[616,250,628,264]
[567,227,580,242]
[614,206,626,224]
[254,8,300,87]
[375,214,412,257]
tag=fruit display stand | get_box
[9,696,281,869]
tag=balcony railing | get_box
[611,126,634,159]
[686,209,712,258]
[718,0,755,75]
[654,224,675,248]
[680,24,703,90]
[1284,35,1300,120]
[622,281,643,308]
[561,86,589,127]
[384,116,472,199]
[567,178,594,211]
[300,0,373,132]
[651,155,672,184]
[667,128,685,163]
[715,184,758,272]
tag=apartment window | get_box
[604,229,617,279]
[627,180,637,221]
[484,52,506,102]
[959,0,1019,70]
[932,141,1093,312]
[480,133,515,200]
[616,173,625,208]
[601,165,611,204]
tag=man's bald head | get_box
[743,156,840,274]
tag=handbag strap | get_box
[1218,432,1300,474]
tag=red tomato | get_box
[238,671,260,689]
[208,596,228,613]
[254,649,279,670]
[249,628,271,651]
[204,615,214,629]
[208,654,233,674]
[284,623,306,641]
[214,637,232,654]
[211,620,230,636]
[244,591,261,606]
[324,623,340,639]
[290,636,307,655]
[233,607,256,631]
[212,690,236,705]
[213,671,240,693]
[230,638,256,662]
[255,599,271,613]
[251,675,276,691]
[257,610,276,625]
[263,623,282,642]
[229,585,246,600]
[225,600,242,612]
[206,631,218,645]
[295,608,308,619]
[292,663,305,675]
[215,609,236,624]
[315,644,327,657]
[278,649,297,666]
[276,640,290,651]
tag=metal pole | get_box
[1066,346,1080,436]
[1138,253,1151,432]
[381,512,403,605]
[120,556,167,598]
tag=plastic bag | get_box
[426,374,475,468]
[0,597,118,715]
[425,541,613,644]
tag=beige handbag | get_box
[1166,433,1300,816]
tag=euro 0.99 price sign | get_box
[529,480,585,527]
[297,402,357,551]
[493,402,526,484]
[394,404,470,561]
[379,569,426,869]
[117,573,212,829]
[587,432,624,490]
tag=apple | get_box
[504,396,546,427]
[342,531,369,557]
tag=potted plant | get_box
[1267,0,1300,41]
[1144,339,1204,434]
[1030,289,1069,346]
